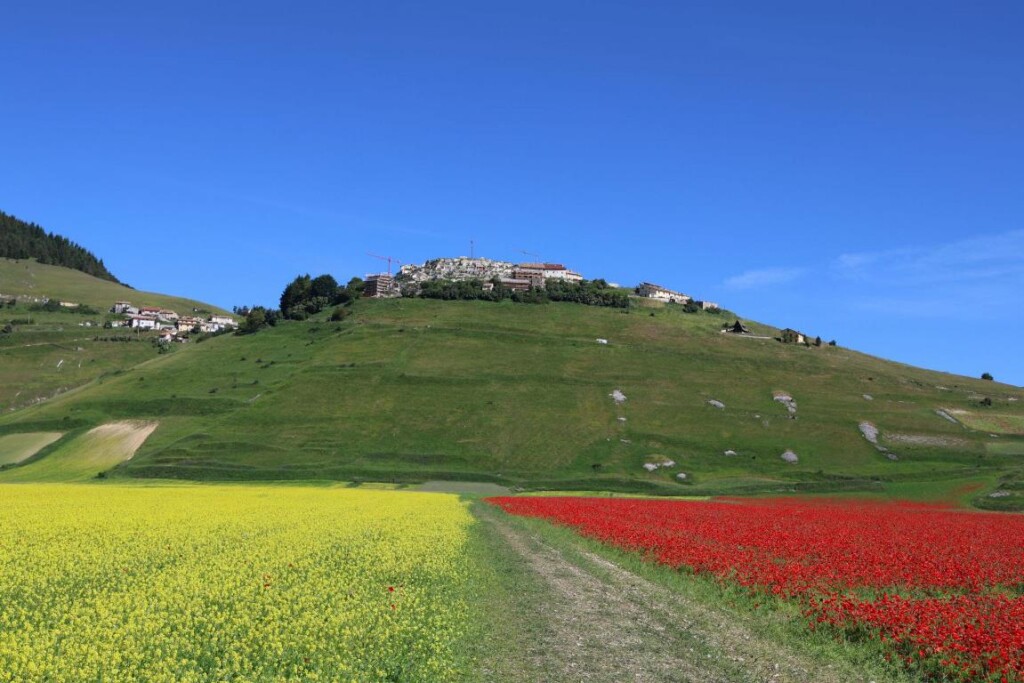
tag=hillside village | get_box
[108,300,236,341]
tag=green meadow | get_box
[1,284,1020,507]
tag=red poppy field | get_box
[488,496,1024,682]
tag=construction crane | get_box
[367,252,401,276]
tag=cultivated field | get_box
[491,495,1024,682]
[0,485,473,682]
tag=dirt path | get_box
[476,504,870,683]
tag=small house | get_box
[128,315,158,330]
[780,328,807,344]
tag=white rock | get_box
[676,472,688,481]
[609,389,627,404]
[780,449,799,464]
[617,417,627,422]
[863,394,873,401]
[858,422,879,445]
[596,338,609,345]
[663,460,676,468]
[723,449,737,457]
[773,393,797,414]
[989,490,1011,498]
[707,399,725,409]
[643,463,659,472]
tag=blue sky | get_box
[2,1,1022,385]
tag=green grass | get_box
[0,258,227,415]
[2,295,1022,501]
[0,431,63,465]
[0,258,229,313]
[0,421,157,482]
[952,409,1024,435]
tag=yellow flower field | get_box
[0,484,474,682]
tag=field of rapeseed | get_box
[0,484,473,682]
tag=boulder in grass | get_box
[676,472,688,481]
[707,399,725,409]
[723,449,737,457]
[643,463,659,472]
[780,449,799,464]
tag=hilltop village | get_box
[363,256,720,309]
[350,256,828,345]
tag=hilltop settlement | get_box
[364,256,720,309]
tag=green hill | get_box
[0,258,229,415]
[1,210,119,282]
[2,296,1021,508]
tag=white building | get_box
[209,314,236,328]
[128,315,158,330]
[636,282,691,303]
[514,263,584,284]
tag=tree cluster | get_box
[235,306,281,335]
[544,279,629,308]
[0,210,120,282]
[279,274,361,320]
[28,300,99,315]
[412,277,628,308]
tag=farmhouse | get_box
[780,328,808,344]
[111,301,133,314]
[636,282,691,304]
[176,316,202,332]
[209,314,236,328]
[696,300,720,311]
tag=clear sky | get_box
[2,1,1022,385]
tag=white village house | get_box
[127,315,159,330]
[636,282,691,304]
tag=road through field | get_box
[475,503,906,683]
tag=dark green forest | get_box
[0,210,119,282]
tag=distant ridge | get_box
[0,210,119,283]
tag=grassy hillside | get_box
[0,258,228,313]
[0,258,229,414]
[2,297,1021,506]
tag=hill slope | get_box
[0,259,230,414]
[1,210,119,282]
[2,297,1021,506]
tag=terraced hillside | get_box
[2,296,1021,507]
